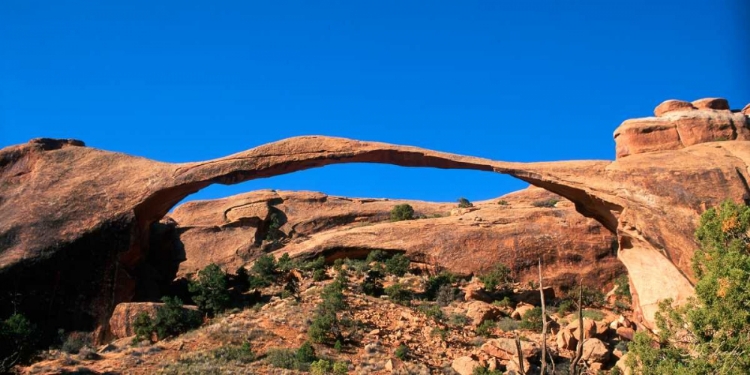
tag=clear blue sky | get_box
[1,1,748,203]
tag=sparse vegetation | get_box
[385,283,413,305]
[152,296,202,340]
[390,204,415,221]
[479,263,512,291]
[496,317,520,332]
[435,283,462,306]
[476,320,495,337]
[473,366,503,375]
[614,274,631,301]
[520,307,544,332]
[394,344,409,360]
[582,309,605,321]
[497,200,509,206]
[266,342,317,371]
[424,271,457,300]
[449,313,470,327]
[532,198,559,208]
[189,263,231,315]
[384,254,410,277]
[627,200,750,374]
[457,197,473,208]
[0,313,36,371]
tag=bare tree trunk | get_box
[515,334,526,375]
[539,258,547,375]
[569,283,584,375]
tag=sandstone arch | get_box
[1,99,748,339]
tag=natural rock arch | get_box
[1,99,748,339]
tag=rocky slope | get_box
[164,187,620,295]
[1,97,748,339]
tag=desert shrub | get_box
[520,307,543,332]
[564,286,605,308]
[0,313,36,371]
[614,300,630,313]
[302,256,326,272]
[210,343,254,363]
[394,344,409,360]
[497,200,509,206]
[424,271,457,300]
[385,283,413,305]
[308,312,337,344]
[277,253,295,271]
[188,263,230,316]
[153,296,202,340]
[627,200,750,374]
[532,198,559,208]
[385,254,410,276]
[417,304,444,322]
[310,359,332,375]
[332,258,344,272]
[449,313,469,327]
[360,278,384,297]
[557,299,576,314]
[457,197,473,208]
[332,361,348,374]
[267,342,316,371]
[61,331,90,354]
[496,317,520,332]
[436,284,462,306]
[334,339,343,352]
[582,309,605,321]
[312,268,327,281]
[365,250,389,263]
[252,254,278,278]
[473,366,504,375]
[431,327,448,340]
[492,296,514,309]
[476,320,495,337]
[132,312,154,343]
[614,274,631,301]
[479,263,512,291]
[309,281,348,344]
[390,204,415,221]
[265,212,282,241]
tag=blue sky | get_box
[1,1,748,203]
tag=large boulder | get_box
[480,338,539,361]
[451,356,481,375]
[582,338,610,363]
[465,301,504,327]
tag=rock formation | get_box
[164,187,620,294]
[0,97,748,339]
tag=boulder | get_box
[566,318,598,339]
[616,326,635,341]
[465,301,503,327]
[691,97,730,110]
[582,338,610,363]
[108,302,199,339]
[556,328,577,351]
[464,284,494,303]
[654,99,695,117]
[511,303,535,320]
[451,356,480,375]
[480,338,539,361]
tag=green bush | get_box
[365,250,389,263]
[188,263,230,316]
[492,296,514,309]
[520,307,543,332]
[265,212,282,241]
[277,253,295,271]
[310,359,332,375]
[394,344,409,360]
[312,268,327,281]
[473,366,504,375]
[385,283,413,305]
[627,200,750,374]
[0,313,36,371]
[557,299,576,314]
[449,313,469,327]
[302,256,326,272]
[390,204,415,221]
[266,342,316,371]
[532,198,559,208]
[360,278,384,296]
[132,312,154,343]
[496,200,509,206]
[582,309,605,321]
[457,197,473,208]
[431,327,448,340]
[436,284,462,307]
[417,304,444,322]
[614,274,631,301]
[210,343,254,363]
[424,271,457,300]
[153,296,202,340]
[496,317,520,332]
[385,254,410,276]
[332,361,348,374]
[61,331,90,354]
[476,320,495,337]
[479,263,512,291]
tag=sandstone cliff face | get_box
[0,97,748,336]
[163,187,621,294]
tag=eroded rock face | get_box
[165,187,621,294]
[615,97,749,158]
[1,98,748,337]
